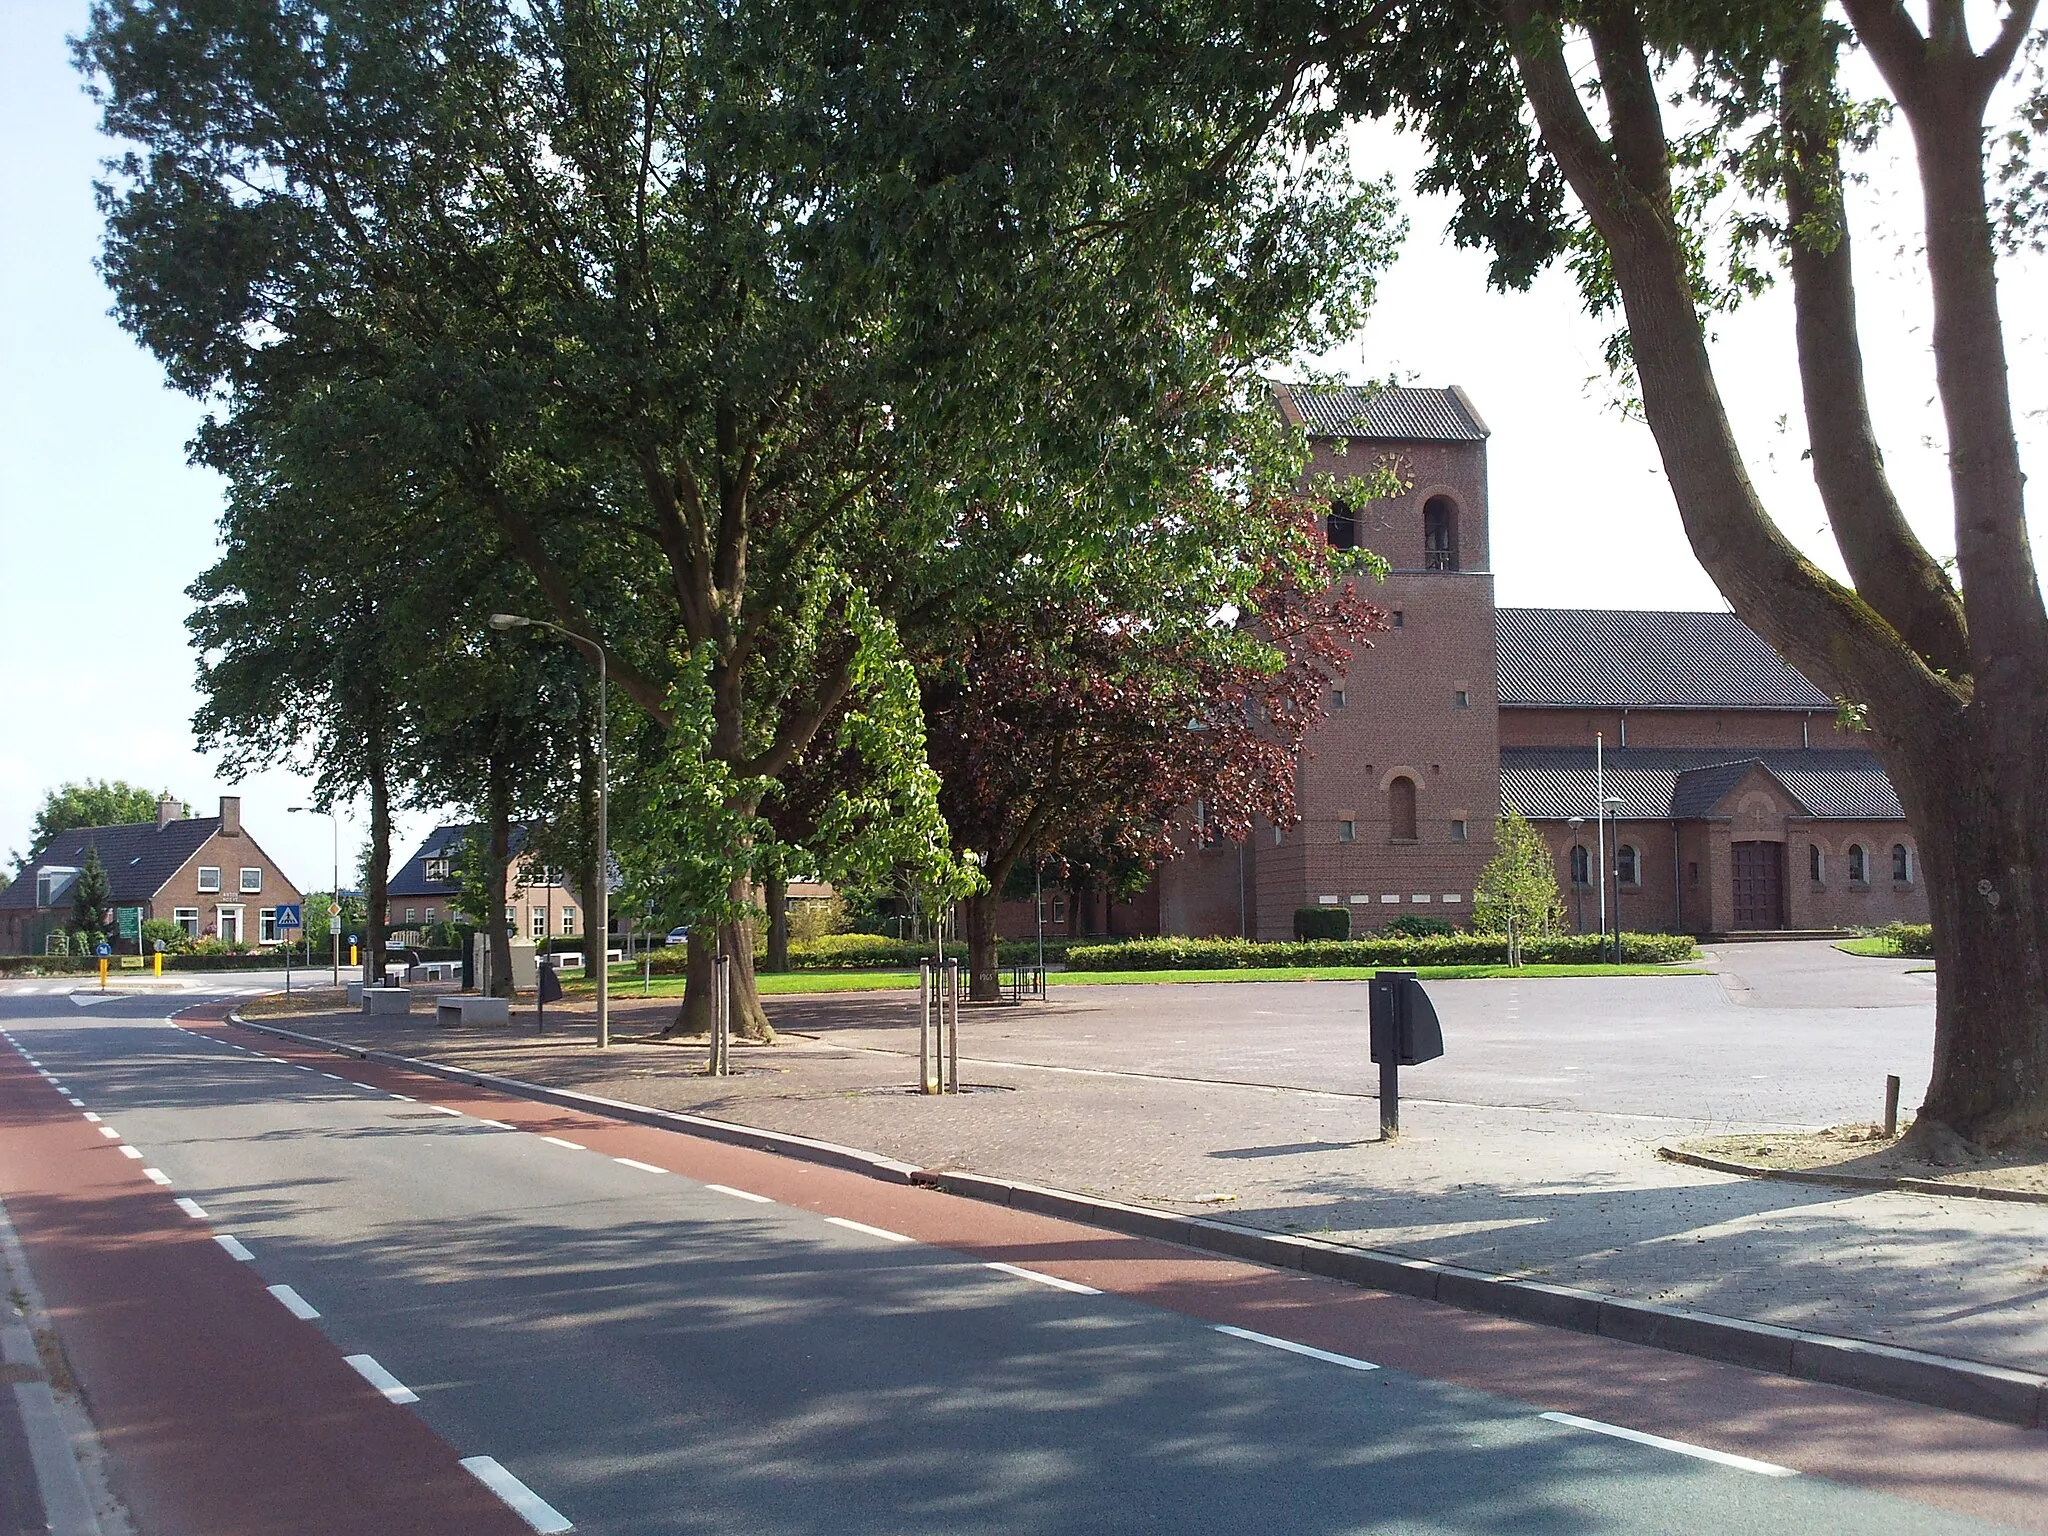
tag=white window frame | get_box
[561,908,577,935]
[260,908,279,944]
[425,857,451,882]
[240,867,263,894]
[216,905,244,944]
[197,866,222,894]
[174,907,200,938]
[531,907,547,938]
[405,906,417,924]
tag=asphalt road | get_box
[0,983,2034,1535]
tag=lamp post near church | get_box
[491,613,611,1049]
[1566,817,1586,935]
[289,805,340,985]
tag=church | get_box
[1144,384,1932,940]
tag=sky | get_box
[2,0,2042,893]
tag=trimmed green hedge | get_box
[1870,922,1934,956]
[637,933,1081,974]
[1062,932,1698,971]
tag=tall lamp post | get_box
[1566,817,1586,935]
[1603,795,1625,963]
[289,805,341,985]
[491,613,610,1049]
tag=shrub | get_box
[1380,915,1454,939]
[1062,931,1697,971]
[140,918,191,952]
[1294,905,1352,941]
[1874,922,1934,956]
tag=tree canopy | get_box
[15,780,183,873]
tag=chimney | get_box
[157,796,181,829]
[219,796,242,837]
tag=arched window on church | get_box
[1423,496,1459,571]
[1389,776,1418,842]
[1326,499,1356,551]
[1617,844,1640,886]
[1570,845,1590,887]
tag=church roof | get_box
[1500,747,1904,822]
[1277,384,1490,442]
[1496,609,1834,710]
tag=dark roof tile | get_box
[1500,747,1903,822]
[1281,385,1489,441]
[1496,609,1834,710]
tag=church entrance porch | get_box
[1731,841,1785,931]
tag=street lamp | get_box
[491,612,610,1048]
[289,805,340,985]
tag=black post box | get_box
[1369,970,1444,1066]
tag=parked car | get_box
[665,926,690,946]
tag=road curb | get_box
[1657,1146,2048,1207]
[0,1203,108,1536]
[222,1012,2048,1430]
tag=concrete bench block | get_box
[346,981,365,1006]
[437,995,511,1028]
[361,987,412,1015]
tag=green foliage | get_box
[1294,905,1352,941]
[1064,933,1698,971]
[1472,813,1566,937]
[140,918,190,952]
[1380,915,1455,938]
[70,850,113,940]
[1872,922,1934,957]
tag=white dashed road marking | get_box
[460,1456,574,1533]
[986,1262,1100,1295]
[614,1158,667,1175]
[1213,1325,1379,1372]
[703,1184,771,1203]
[119,1146,144,1160]
[175,1198,208,1220]
[143,1168,173,1186]
[824,1216,914,1244]
[268,1284,321,1320]
[1538,1412,1796,1477]
[541,1137,585,1151]
[215,1235,255,1261]
[344,1354,420,1405]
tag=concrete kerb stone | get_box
[1658,1145,2048,1207]
[224,1011,2048,1430]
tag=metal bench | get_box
[436,995,510,1028]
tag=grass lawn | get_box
[1835,938,1929,958]
[567,961,1703,997]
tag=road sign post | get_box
[1369,970,1445,1141]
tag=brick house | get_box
[1134,384,1927,939]
[384,823,589,943]
[0,796,304,954]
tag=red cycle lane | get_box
[180,1007,2048,1534]
[0,1035,531,1536]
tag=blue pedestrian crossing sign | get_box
[276,903,304,930]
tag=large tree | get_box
[81,0,1397,1038]
[15,781,182,872]
[1304,1,2047,1146]
[924,484,1386,999]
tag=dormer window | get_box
[1423,496,1459,571]
[425,857,451,882]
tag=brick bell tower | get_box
[1159,385,1502,939]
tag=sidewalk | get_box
[235,957,2048,1381]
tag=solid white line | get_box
[460,1456,574,1533]
[1538,1412,1797,1477]
[429,1105,465,1117]
[215,1234,255,1261]
[174,1197,208,1220]
[142,1168,173,1186]
[824,1216,915,1244]
[119,1146,144,1160]
[267,1284,321,1320]
[541,1137,586,1151]
[703,1184,772,1204]
[344,1354,420,1405]
[985,1261,1101,1294]
[614,1158,667,1175]
[1213,1324,1379,1372]
[82,1112,102,1123]
[98,1126,120,1139]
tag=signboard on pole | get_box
[115,907,142,940]
[276,903,304,931]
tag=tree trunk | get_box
[666,929,715,1037]
[764,872,790,973]
[485,759,514,999]
[724,882,774,1041]
[963,885,1007,1003]
[578,717,603,979]
[364,713,391,986]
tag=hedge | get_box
[1062,932,1698,971]
[1869,922,1934,956]
[1293,906,1351,941]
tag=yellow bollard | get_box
[153,950,163,977]
[350,943,359,967]
[98,958,108,990]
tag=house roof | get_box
[388,823,550,898]
[1496,609,1835,710]
[1500,747,1904,822]
[0,818,222,910]
[1278,384,1490,442]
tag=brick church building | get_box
[1140,384,1931,940]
